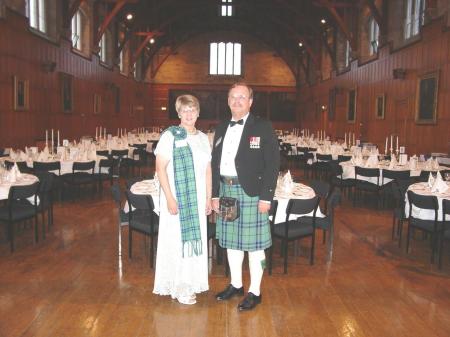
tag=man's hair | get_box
[228,82,253,100]
[175,94,200,114]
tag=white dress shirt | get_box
[220,113,250,176]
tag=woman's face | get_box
[179,105,199,130]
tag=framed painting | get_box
[13,76,29,111]
[328,87,336,121]
[415,71,439,124]
[375,94,385,119]
[60,72,73,113]
[93,94,101,114]
[347,88,357,123]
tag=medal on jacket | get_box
[249,136,260,149]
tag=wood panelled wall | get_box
[0,10,149,148]
[149,84,297,131]
[299,17,450,155]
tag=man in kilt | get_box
[212,82,280,311]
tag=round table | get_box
[405,181,450,221]
[0,173,39,200]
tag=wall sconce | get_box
[321,105,327,111]
[393,68,406,79]
[41,61,56,73]
[161,106,167,111]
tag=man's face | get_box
[228,85,253,120]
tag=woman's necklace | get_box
[184,126,197,135]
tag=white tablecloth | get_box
[125,180,325,223]
[339,161,447,186]
[405,182,450,221]
[273,182,325,223]
[0,173,39,201]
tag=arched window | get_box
[369,17,379,55]
[404,0,426,40]
[209,42,241,75]
[71,9,83,50]
[27,0,46,33]
[99,33,107,63]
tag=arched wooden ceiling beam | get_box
[143,25,299,83]
[94,0,138,47]
[314,0,357,51]
[140,7,319,66]
[130,31,164,69]
[119,0,323,55]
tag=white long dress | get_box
[153,130,211,299]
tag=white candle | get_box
[45,130,48,148]
[385,137,388,154]
[51,129,54,152]
[104,128,106,139]
[390,135,393,150]
[353,133,355,146]
[58,130,60,147]
[95,127,98,140]
[396,136,399,151]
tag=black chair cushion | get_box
[273,220,314,239]
[0,203,36,222]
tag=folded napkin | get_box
[19,150,28,161]
[89,149,97,160]
[389,156,397,169]
[14,163,22,178]
[427,172,435,188]
[431,171,449,193]
[37,151,48,162]
[432,158,440,170]
[365,154,379,168]
[281,170,294,193]
[425,158,433,170]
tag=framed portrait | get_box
[60,72,73,113]
[375,94,385,119]
[93,94,101,114]
[415,71,439,124]
[347,88,357,123]
[13,76,29,111]
[328,87,337,121]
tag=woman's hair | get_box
[175,95,200,114]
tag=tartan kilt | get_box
[216,182,272,251]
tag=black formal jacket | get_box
[211,114,280,201]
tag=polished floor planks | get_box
[0,184,450,337]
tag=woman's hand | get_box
[167,196,178,215]
[205,198,212,215]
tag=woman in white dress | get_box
[153,95,212,305]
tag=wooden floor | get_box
[1,172,450,337]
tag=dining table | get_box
[125,179,325,221]
[0,172,39,201]
[405,181,450,221]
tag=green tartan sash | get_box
[166,126,202,257]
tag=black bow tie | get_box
[229,119,244,127]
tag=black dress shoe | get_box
[237,292,261,311]
[215,284,244,301]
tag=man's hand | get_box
[212,199,220,213]
[258,201,271,213]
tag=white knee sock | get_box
[248,250,265,296]
[227,249,244,288]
